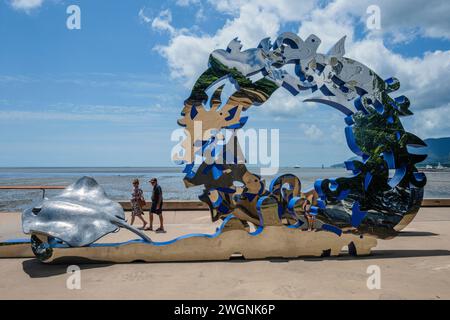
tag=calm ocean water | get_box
[0,167,449,212]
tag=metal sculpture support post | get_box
[0,32,427,263]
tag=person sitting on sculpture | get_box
[146,178,165,232]
[302,199,315,231]
[130,178,148,229]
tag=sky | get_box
[0,0,449,167]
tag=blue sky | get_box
[0,0,449,167]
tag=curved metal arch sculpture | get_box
[175,32,427,240]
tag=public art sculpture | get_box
[176,32,427,239]
[0,33,427,263]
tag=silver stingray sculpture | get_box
[22,176,152,246]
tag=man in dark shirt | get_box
[146,178,164,232]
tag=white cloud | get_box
[10,0,44,12]
[293,1,450,141]
[347,39,450,113]
[290,0,450,116]
[261,89,317,118]
[297,0,359,51]
[296,0,450,44]
[140,8,191,38]
[138,8,152,24]
[175,0,206,23]
[176,0,201,6]
[150,0,450,139]
[151,9,177,36]
[404,103,450,139]
[195,6,206,22]
[299,123,324,141]
[373,0,450,41]
[151,0,315,84]
[209,0,315,22]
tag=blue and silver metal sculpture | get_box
[0,32,428,263]
[176,32,427,239]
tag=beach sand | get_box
[0,208,449,299]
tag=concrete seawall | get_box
[120,200,209,211]
[422,198,450,207]
[119,198,450,211]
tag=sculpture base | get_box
[0,239,34,258]
[1,227,377,263]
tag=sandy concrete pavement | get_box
[0,208,449,299]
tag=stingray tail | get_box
[113,218,153,243]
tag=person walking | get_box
[130,178,148,229]
[146,178,164,232]
[302,199,315,231]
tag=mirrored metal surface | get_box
[22,176,151,247]
[176,33,428,239]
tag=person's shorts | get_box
[150,201,163,215]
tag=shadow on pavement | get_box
[397,231,439,237]
[303,249,450,262]
[21,248,450,277]
[22,259,113,278]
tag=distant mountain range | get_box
[331,137,450,168]
[421,137,450,166]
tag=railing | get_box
[0,186,209,210]
[0,186,449,208]
[0,186,65,198]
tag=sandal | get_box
[138,223,148,230]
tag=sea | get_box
[0,167,449,212]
